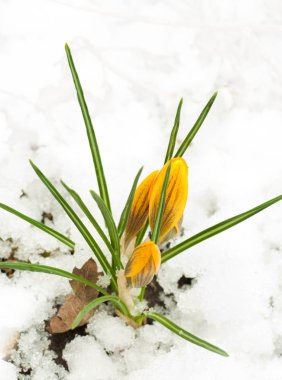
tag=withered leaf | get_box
[69,258,100,302]
[47,258,101,334]
[47,294,95,334]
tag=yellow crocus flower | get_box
[124,241,161,288]
[149,157,188,243]
[123,170,158,249]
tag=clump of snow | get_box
[96,273,111,288]
[11,326,66,380]
[131,300,147,316]
[86,310,135,352]
[120,321,175,377]
[63,335,119,380]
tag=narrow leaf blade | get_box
[162,194,282,263]
[71,295,130,329]
[117,166,143,238]
[29,160,116,289]
[135,220,149,246]
[151,163,172,243]
[145,311,228,357]
[0,261,107,295]
[65,43,111,212]
[175,91,217,157]
[0,203,75,249]
[90,190,122,269]
[61,181,113,255]
[164,98,183,163]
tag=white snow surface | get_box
[0,0,282,379]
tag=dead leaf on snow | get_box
[47,294,95,333]
[70,258,100,302]
[47,258,101,334]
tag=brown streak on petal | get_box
[124,171,158,248]
[149,158,188,243]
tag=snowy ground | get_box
[0,0,282,379]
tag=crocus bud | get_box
[124,170,158,249]
[124,241,161,288]
[149,157,188,243]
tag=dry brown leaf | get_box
[70,258,100,302]
[47,258,101,334]
[47,294,95,333]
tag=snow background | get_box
[0,0,282,378]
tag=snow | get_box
[11,327,66,380]
[86,310,135,352]
[0,0,282,379]
[64,335,119,380]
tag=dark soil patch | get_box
[19,190,27,198]
[41,211,54,224]
[0,262,15,278]
[19,367,32,376]
[48,325,87,371]
[177,275,195,289]
[0,239,19,278]
[144,277,165,309]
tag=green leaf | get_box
[117,166,143,238]
[175,91,217,157]
[151,163,172,244]
[138,286,146,301]
[65,43,111,212]
[162,194,282,263]
[71,295,130,329]
[29,160,117,291]
[144,311,228,357]
[0,261,107,295]
[164,98,183,163]
[61,181,113,255]
[135,220,149,246]
[0,203,75,249]
[90,190,122,270]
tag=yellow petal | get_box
[124,241,161,288]
[149,157,188,243]
[162,217,183,242]
[124,170,158,248]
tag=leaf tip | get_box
[60,179,67,188]
[220,349,229,357]
[71,322,77,330]
[29,159,35,169]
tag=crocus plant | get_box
[0,44,281,358]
